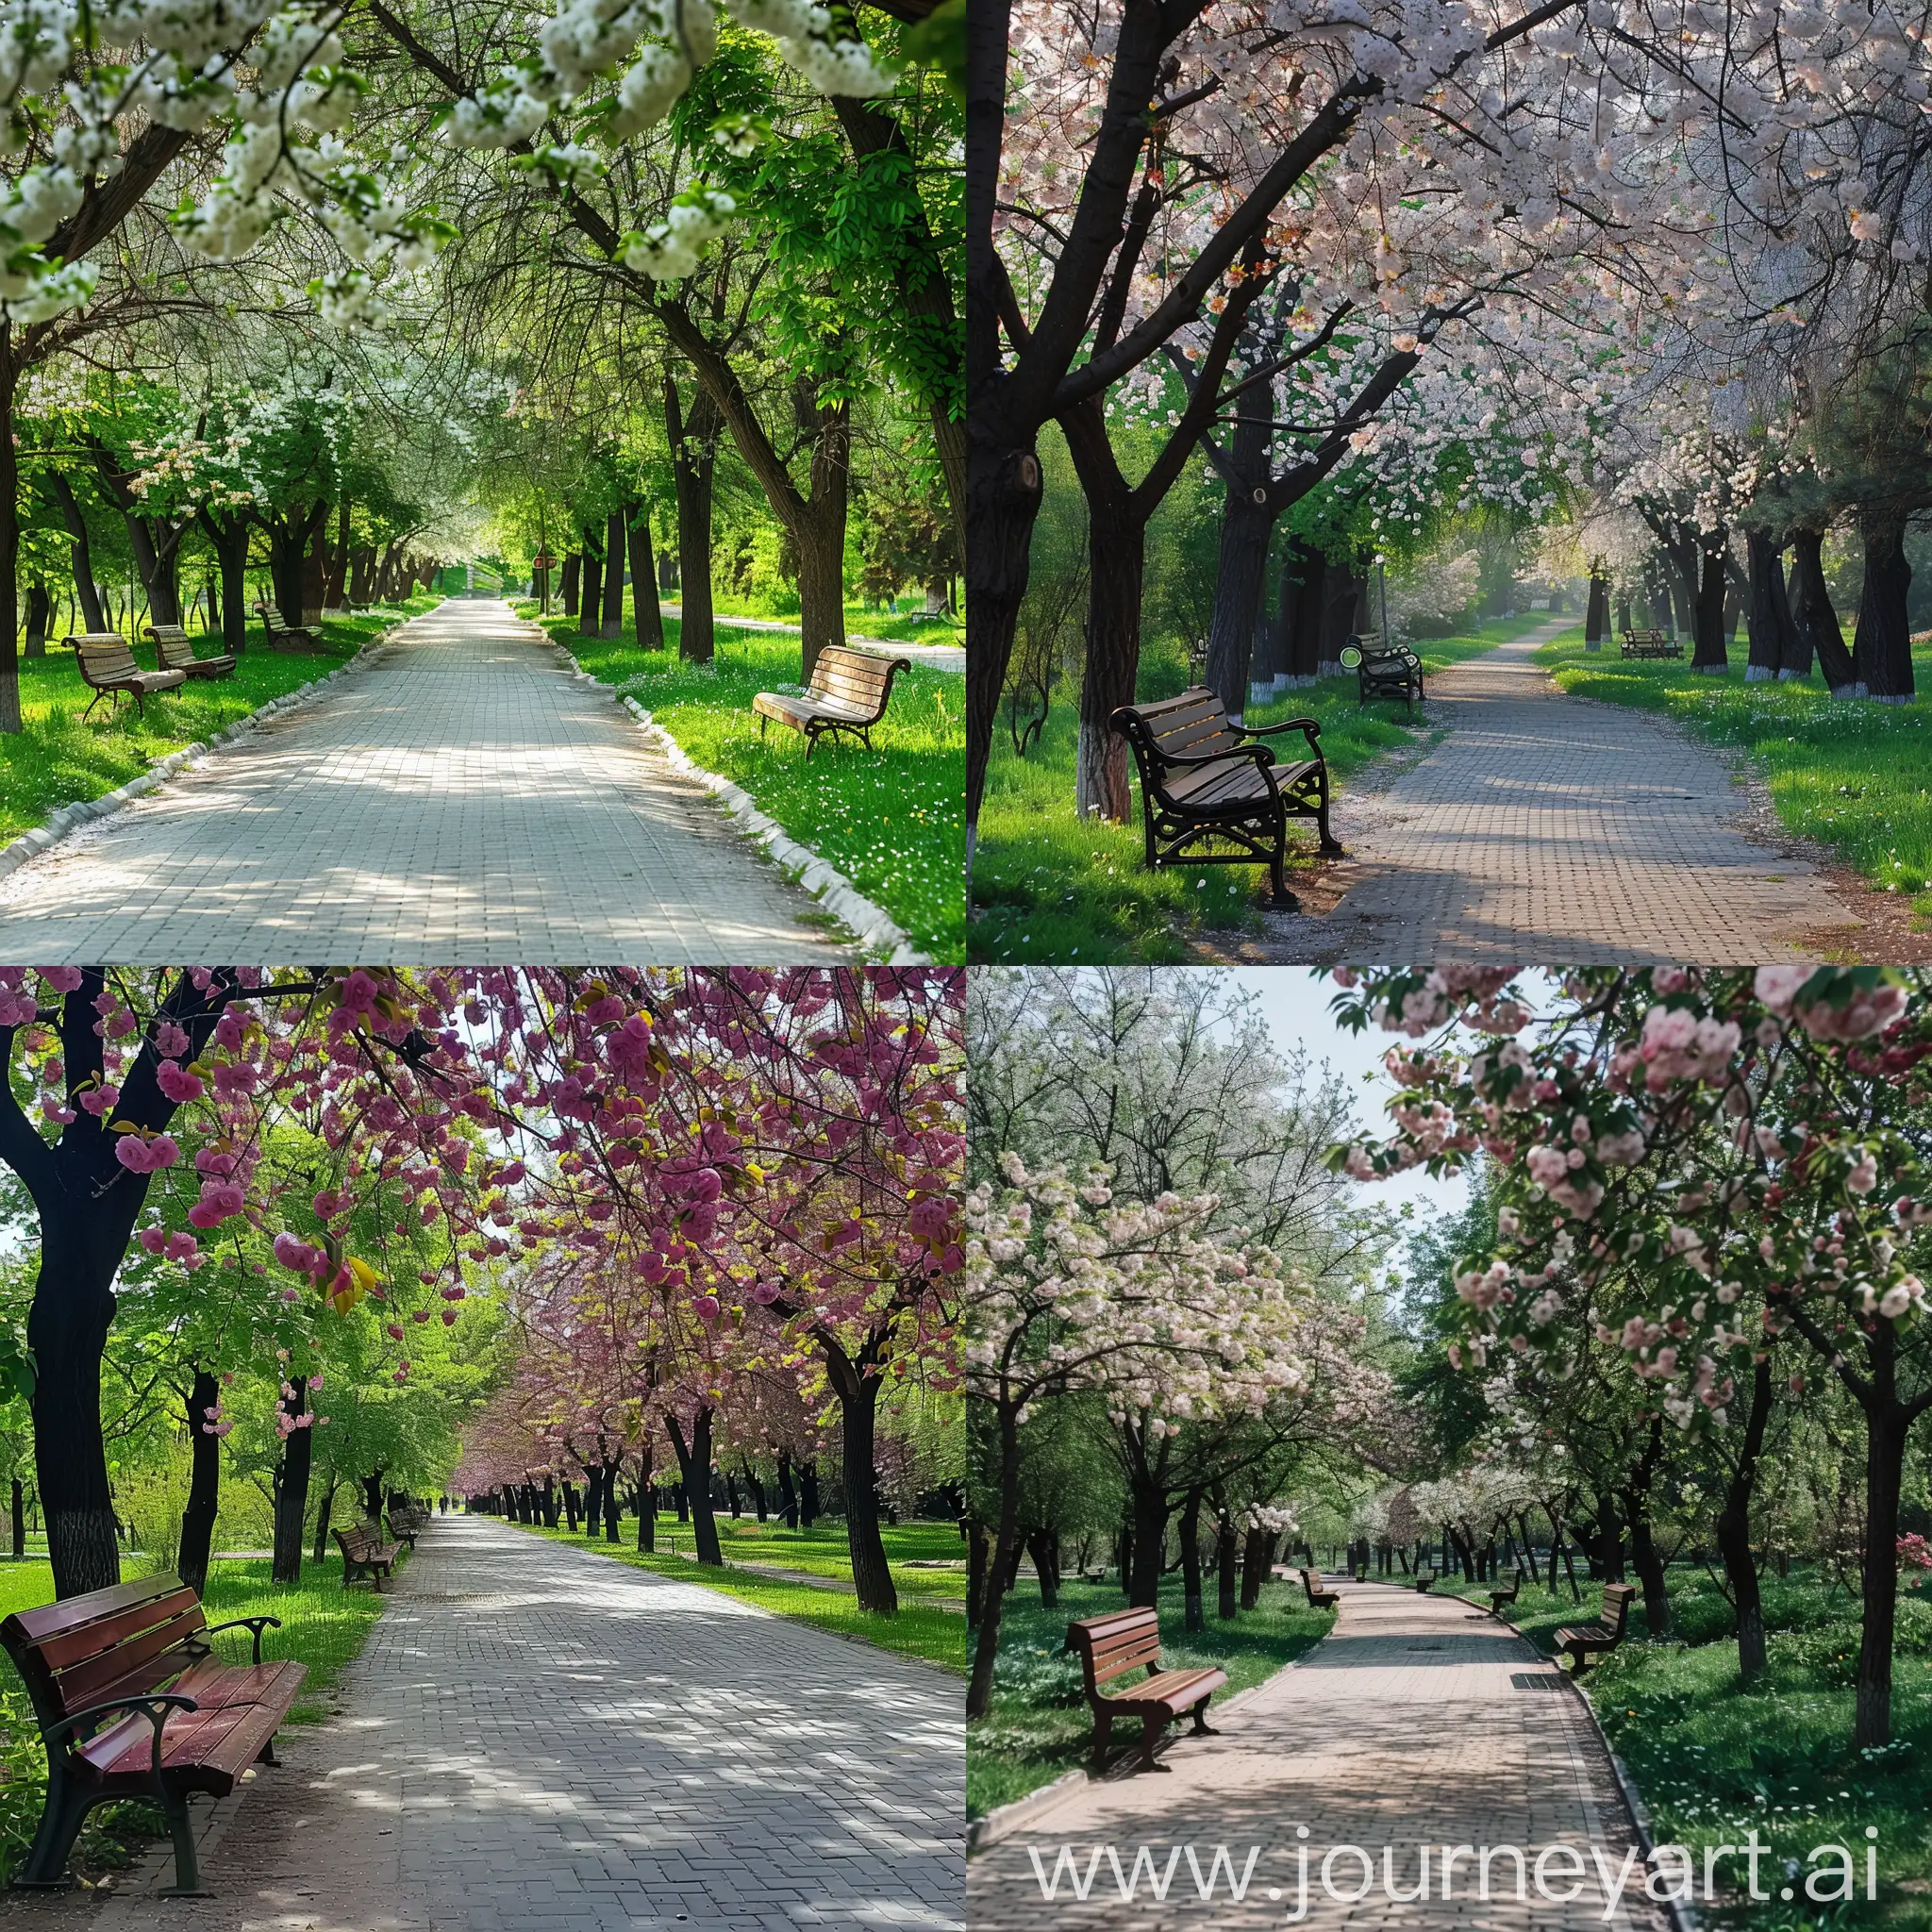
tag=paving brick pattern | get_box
[94,1514,963,1932]
[0,601,848,964]
[967,1582,1666,1931]
[1268,624,1859,962]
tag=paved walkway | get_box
[1268,622,1859,961]
[968,1582,1666,1931]
[91,1514,961,1931]
[0,602,848,963]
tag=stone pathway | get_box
[0,601,849,963]
[90,1514,962,1932]
[967,1581,1665,1931]
[1266,622,1860,962]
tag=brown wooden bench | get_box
[1556,1581,1636,1673]
[333,1523,400,1590]
[1339,633,1424,708]
[1489,1568,1527,1617]
[1413,1570,1438,1591]
[385,1504,429,1551]
[1109,687,1341,910]
[146,623,235,680]
[1620,626,1682,659]
[70,634,187,721]
[1299,1567,1340,1609]
[255,601,320,648]
[753,644,911,755]
[0,1572,304,1895]
[1065,1607,1226,1774]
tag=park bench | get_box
[1108,687,1341,910]
[333,1523,400,1591]
[1488,1568,1528,1617]
[1339,633,1424,708]
[752,644,911,756]
[1620,626,1682,659]
[1413,1570,1438,1591]
[71,633,187,722]
[1299,1567,1340,1609]
[1064,1606,1226,1774]
[1555,1582,1637,1674]
[255,601,320,649]
[145,623,235,681]
[0,1572,304,1896]
[386,1504,429,1550]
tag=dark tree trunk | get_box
[561,1482,578,1531]
[1584,572,1608,649]
[1289,548,1326,681]
[349,543,375,606]
[741,1464,766,1523]
[1744,527,1795,681]
[627,508,663,649]
[1854,516,1914,703]
[1126,1471,1169,1608]
[1624,1418,1671,1639]
[360,1471,383,1518]
[665,375,719,664]
[665,1412,724,1566]
[196,513,251,658]
[1516,1512,1541,1588]
[725,1472,741,1519]
[1179,1489,1205,1632]
[324,500,351,608]
[1321,558,1361,675]
[776,1453,798,1529]
[1594,1494,1625,1582]
[1062,401,1142,823]
[23,582,46,658]
[793,501,848,690]
[1240,1524,1269,1608]
[560,552,580,618]
[1216,1516,1240,1619]
[177,1368,222,1595]
[604,1467,622,1542]
[799,1460,819,1526]
[1789,528,1854,691]
[635,1445,654,1550]
[271,1382,311,1585]
[1691,534,1729,672]
[1204,491,1274,717]
[965,1521,988,1626]
[1025,1527,1059,1608]
[9,1475,22,1561]
[310,1481,336,1565]
[50,474,106,636]
[1716,1358,1775,1681]
[967,1401,1020,1719]
[601,509,625,638]
[825,1346,898,1614]
[1274,539,1318,686]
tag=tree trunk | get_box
[1716,1357,1774,1681]
[1593,1494,1625,1582]
[349,543,375,606]
[604,1467,622,1542]
[665,1411,723,1566]
[1854,515,1914,704]
[799,1460,819,1526]
[793,504,848,689]
[1744,527,1794,682]
[309,1481,336,1565]
[1216,1515,1240,1619]
[1320,558,1360,675]
[830,1357,898,1614]
[1025,1527,1058,1608]
[1204,489,1274,717]
[635,1445,654,1551]
[0,344,19,729]
[270,1382,311,1585]
[560,552,580,618]
[1179,1489,1205,1632]
[776,1453,798,1529]
[1584,573,1607,649]
[50,474,106,638]
[967,1400,1020,1719]
[601,509,625,638]
[177,1368,222,1595]
[1063,403,1143,822]
[1691,534,1729,672]
[627,508,663,649]
[10,1475,22,1560]
[561,1481,578,1531]
[324,500,351,608]
[23,582,46,658]
[1789,528,1855,691]
[1240,1525,1268,1608]
[665,375,719,664]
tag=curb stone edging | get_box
[538,632,930,964]
[0,613,422,885]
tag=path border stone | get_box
[0,606,428,890]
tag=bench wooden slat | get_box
[753,645,910,756]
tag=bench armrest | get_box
[44,1692,200,1786]
[1241,716,1323,746]
[202,1614,282,1664]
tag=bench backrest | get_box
[71,635,142,683]
[0,1573,208,1732]
[335,1524,375,1558]
[1624,627,1666,642]
[1599,1583,1637,1633]
[147,628,202,672]
[1109,687,1245,782]
[1064,1607,1162,1691]
[805,646,907,718]
[255,602,297,631]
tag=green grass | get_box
[1540,631,1932,920]
[505,1516,966,1674]
[527,610,964,960]
[1427,1567,1932,1925]
[0,595,441,844]
[681,1516,967,1602]
[969,613,1557,963]
[675,589,961,647]
[966,1572,1335,1818]
[0,1550,395,1887]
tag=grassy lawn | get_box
[966,1572,1335,1819]
[969,613,1557,963]
[0,1550,396,1887]
[654,1516,967,1603]
[505,1517,965,1675]
[669,591,961,649]
[527,610,963,961]
[1429,1568,1932,1926]
[1540,631,1932,921]
[0,594,440,844]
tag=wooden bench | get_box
[1339,633,1424,708]
[255,601,320,648]
[1413,1570,1438,1591]
[0,1572,304,1895]
[1065,1607,1226,1774]
[146,623,235,680]
[1620,626,1682,659]
[753,644,911,756]
[1556,1582,1636,1673]
[70,634,187,721]
[333,1523,400,1590]
[1488,1568,1528,1617]
[386,1504,429,1551]
[1299,1567,1339,1609]
[1109,687,1341,910]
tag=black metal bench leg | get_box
[1135,1712,1172,1773]
[257,1736,278,1767]
[158,1791,208,1897]
[14,1764,92,1887]
[1268,809,1299,911]
[1191,1695,1217,1737]
[1090,1708,1112,1772]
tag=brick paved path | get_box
[94,1514,962,1932]
[0,601,847,963]
[1267,623,1858,962]
[967,1581,1665,1931]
